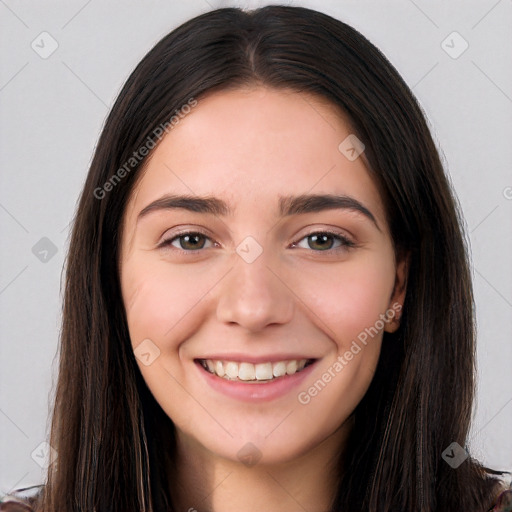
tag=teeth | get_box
[239,362,256,381]
[215,360,225,377]
[255,362,273,380]
[272,361,287,377]
[225,361,239,379]
[200,358,311,382]
[286,360,297,374]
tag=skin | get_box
[119,86,408,512]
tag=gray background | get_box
[1,0,511,496]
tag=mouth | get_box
[195,357,317,384]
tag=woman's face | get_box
[119,86,407,465]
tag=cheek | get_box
[121,257,216,350]
[291,250,396,349]
[289,252,396,421]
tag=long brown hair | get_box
[14,5,510,511]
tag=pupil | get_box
[311,234,331,250]
[183,234,203,249]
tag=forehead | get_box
[124,86,386,226]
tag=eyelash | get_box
[158,229,356,256]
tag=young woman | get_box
[2,5,510,512]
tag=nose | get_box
[215,250,295,332]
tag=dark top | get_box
[1,481,511,511]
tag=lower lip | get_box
[195,360,318,402]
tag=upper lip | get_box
[195,353,318,364]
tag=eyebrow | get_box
[136,193,380,230]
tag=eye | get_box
[160,231,214,252]
[292,230,355,253]
[158,229,356,255]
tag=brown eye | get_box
[307,233,336,251]
[161,232,213,251]
[293,231,355,253]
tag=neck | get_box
[170,417,353,512]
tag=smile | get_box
[197,358,316,383]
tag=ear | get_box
[384,251,410,333]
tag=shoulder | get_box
[487,473,512,512]
[0,485,44,512]
[0,502,34,511]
